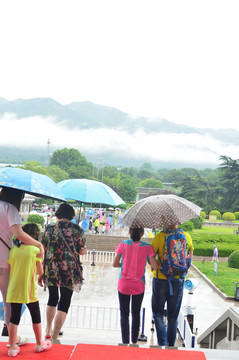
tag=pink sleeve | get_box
[148,245,155,258]
[115,242,123,255]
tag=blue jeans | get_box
[152,277,184,346]
[118,291,144,344]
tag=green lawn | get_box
[195,226,238,234]
[192,260,239,297]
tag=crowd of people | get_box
[0,186,194,356]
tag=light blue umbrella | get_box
[57,179,125,206]
[0,167,65,201]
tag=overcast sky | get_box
[1,0,239,130]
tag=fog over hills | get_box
[0,97,238,169]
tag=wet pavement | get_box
[2,261,238,350]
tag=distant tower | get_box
[46,138,50,166]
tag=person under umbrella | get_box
[0,188,44,348]
[42,203,87,342]
[151,222,194,347]
[113,225,158,344]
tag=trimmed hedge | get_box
[181,221,194,232]
[191,232,239,257]
[234,212,239,220]
[228,250,239,269]
[222,212,235,221]
[27,214,45,227]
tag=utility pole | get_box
[46,138,50,166]
[97,157,104,181]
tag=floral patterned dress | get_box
[42,220,86,293]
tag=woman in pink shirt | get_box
[113,226,158,344]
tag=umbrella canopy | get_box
[57,179,125,206]
[0,167,65,201]
[120,194,201,228]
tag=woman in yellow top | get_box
[151,224,194,347]
[7,223,52,357]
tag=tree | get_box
[140,162,154,171]
[138,178,164,188]
[50,148,90,172]
[120,167,139,179]
[162,169,187,184]
[118,177,137,203]
[46,165,69,183]
[21,160,69,183]
[103,166,119,179]
[21,161,47,175]
[67,164,93,179]
[218,155,239,211]
[179,172,222,211]
[138,169,155,179]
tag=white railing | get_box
[18,303,120,331]
[81,250,115,264]
[177,310,196,348]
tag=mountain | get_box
[0,97,238,169]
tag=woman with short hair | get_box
[42,203,87,342]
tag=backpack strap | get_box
[167,276,174,296]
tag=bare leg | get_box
[45,305,56,337]
[52,311,67,339]
[32,323,43,346]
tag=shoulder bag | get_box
[0,237,11,250]
[56,224,84,283]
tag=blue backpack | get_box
[159,228,191,295]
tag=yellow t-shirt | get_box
[7,245,42,304]
[151,230,194,280]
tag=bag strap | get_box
[56,224,80,267]
[56,224,83,284]
[0,237,11,250]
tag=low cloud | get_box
[1,114,238,167]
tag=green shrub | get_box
[181,221,194,232]
[191,232,239,257]
[193,242,236,257]
[200,211,206,219]
[192,216,204,229]
[234,212,239,220]
[228,250,239,269]
[27,214,45,227]
[209,210,221,220]
[222,212,236,221]
[191,232,238,244]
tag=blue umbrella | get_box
[0,167,65,201]
[57,179,125,206]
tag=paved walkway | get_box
[1,261,238,359]
[2,262,238,343]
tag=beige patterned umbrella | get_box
[120,194,202,228]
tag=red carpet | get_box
[0,342,206,360]
[71,344,207,360]
[0,342,74,360]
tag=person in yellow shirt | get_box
[7,223,52,357]
[151,223,194,347]
[94,217,100,234]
